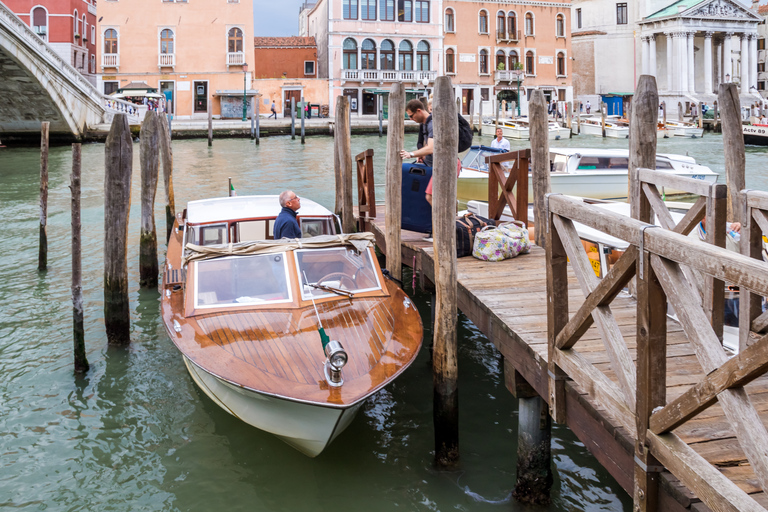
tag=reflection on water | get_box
[2,131,763,510]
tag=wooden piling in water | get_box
[530,90,550,248]
[291,97,296,140]
[601,107,607,138]
[159,113,175,242]
[566,102,572,131]
[713,101,719,132]
[301,96,306,144]
[469,99,474,133]
[385,83,404,281]
[698,101,704,129]
[70,143,89,373]
[255,97,260,145]
[514,395,553,503]
[334,96,355,233]
[104,114,132,345]
[208,104,213,146]
[432,76,459,468]
[38,121,49,271]
[678,102,684,122]
[629,75,659,218]
[139,112,160,289]
[495,99,500,130]
[661,101,667,127]
[718,83,746,225]
[250,111,255,140]
[576,101,581,134]
[378,95,383,137]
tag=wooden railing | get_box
[355,149,375,231]
[486,149,529,225]
[546,173,768,512]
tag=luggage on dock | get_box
[456,213,494,257]
[401,163,432,233]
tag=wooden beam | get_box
[385,84,404,281]
[671,196,706,236]
[638,168,727,199]
[39,121,49,271]
[546,214,568,424]
[718,83,746,225]
[530,90,550,248]
[742,202,768,350]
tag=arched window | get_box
[557,52,565,75]
[497,11,505,39]
[361,38,376,69]
[91,25,95,44]
[496,50,506,70]
[445,48,455,73]
[479,49,488,74]
[478,10,488,33]
[507,11,517,39]
[556,14,565,37]
[398,40,413,70]
[104,29,118,54]
[525,12,534,36]
[525,50,534,74]
[160,29,174,54]
[228,28,243,53]
[73,9,78,37]
[32,7,47,40]
[90,54,95,73]
[82,15,87,42]
[416,40,430,70]
[380,0,394,21]
[445,8,454,32]
[508,50,519,70]
[380,39,395,70]
[343,38,358,69]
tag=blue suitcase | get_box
[401,163,433,233]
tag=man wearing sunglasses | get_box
[274,190,302,239]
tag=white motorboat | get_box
[481,119,571,140]
[743,123,768,145]
[578,116,630,138]
[664,120,704,138]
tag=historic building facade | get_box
[7,0,98,84]
[96,0,256,119]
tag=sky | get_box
[254,0,307,37]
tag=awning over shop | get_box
[215,89,260,97]
[118,81,157,93]
[363,88,429,94]
[603,92,634,97]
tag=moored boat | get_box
[161,195,423,457]
[664,120,704,138]
[578,116,630,138]
[481,118,571,140]
[743,123,768,145]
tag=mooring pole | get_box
[38,121,49,271]
[495,99,500,131]
[251,111,255,140]
[661,101,667,127]
[719,83,746,225]
[378,95,383,137]
[385,83,404,281]
[334,96,354,233]
[713,101,719,132]
[530,90,550,248]
[255,96,261,145]
[601,106,607,137]
[698,101,704,130]
[432,76,459,468]
[576,101,581,134]
[208,103,213,147]
[301,95,306,144]
[566,101,572,131]
[678,101,684,122]
[629,75,659,218]
[469,99,474,133]
[104,114,132,345]
[291,97,296,140]
[139,111,160,289]
[71,143,89,373]
[159,113,175,242]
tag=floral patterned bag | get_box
[497,221,531,255]
[472,221,530,262]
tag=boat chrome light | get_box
[324,340,348,386]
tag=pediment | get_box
[683,0,761,20]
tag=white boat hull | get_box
[183,356,363,457]
[482,122,570,140]
[578,122,629,138]
[670,126,704,138]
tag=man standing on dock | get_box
[274,191,302,239]
[400,99,435,204]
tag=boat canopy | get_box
[186,195,333,225]
[183,232,375,265]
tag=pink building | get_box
[7,0,98,84]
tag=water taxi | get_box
[578,116,630,138]
[664,120,704,138]
[480,119,571,140]
[161,195,423,457]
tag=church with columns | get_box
[571,0,764,111]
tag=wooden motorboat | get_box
[664,120,704,138]
[161,195,423,457]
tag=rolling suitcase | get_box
[401,163,433,233]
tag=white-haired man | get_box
[274,190,302,239]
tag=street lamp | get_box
[242,62,248,122]
[516,71,524,117]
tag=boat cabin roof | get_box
[187,195,333,225]
[550,147,697,164]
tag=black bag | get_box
[456,213,495,258]
[419,114,473,154]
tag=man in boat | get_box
[490,127,510,152]
[274,190,302,239]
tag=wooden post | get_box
[513,395,553,504]
[207,103,213,146]
[159,113,175,242]
[301,95,306,144]
[104,114,132,345]
[456,97,461,116]
[530,90,550,248]
[38,121,49,271]
[546,206,568,426]
[291,97,296,140]
[740,191,764,351]
[661,101,667,126]
[698,101,704,129]
[629,75,659,219]
[713,101,719,132]
[255,97,260,145]
[378,95,383,137]
[250,111,255,139]
[495,99,500,130]
[718,83,746,225]
[139,111,160,289]
[334,96,354,233]
[601,106,607,137]
[566,101,572,130]
[469,99,475,133]
[385,83,405,281]
[432,76,459,469]
[678,101,684,122]
[70,143,89,373]
[576,100,581,134]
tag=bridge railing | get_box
[102,97,143,124]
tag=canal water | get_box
[0,130,765,511]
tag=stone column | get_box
[750,33,759,91]
[642,36,650,75]
[715,37,722,88]
[666,32,674,91]
[679,32,688,93]
[741,33,750,94]
[704,32,714,94]
[724,32,733,84]
[649,34,657,78]
[687,32,695,93]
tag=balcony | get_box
[495,69,524,82]
[102,53,119,69]
[341,69,437,84]
[496,29,520,42]
[158,53,175,68]
[227,52,245,66]
[87,3,97,15]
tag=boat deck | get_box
[362,211,768,510]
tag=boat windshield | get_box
[552,154,569,173]
[194,253,292,308]
[461,147,513,172]
[295,247,381,300]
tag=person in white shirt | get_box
[490,127,510,152]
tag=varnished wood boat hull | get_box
[183,355,362,457]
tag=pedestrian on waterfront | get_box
[490,127,510,152]
[269,101,277,119]
[585,100,591,114]
[274,191,302,239]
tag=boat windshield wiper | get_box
[305,282,355,299]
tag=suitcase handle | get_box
[409,167,426,176]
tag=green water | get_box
[1,130,763,511]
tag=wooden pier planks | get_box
[362,212,768,510]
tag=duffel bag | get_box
[472,227,510,261]
[456,213,495,258]
[497,220,531,256]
